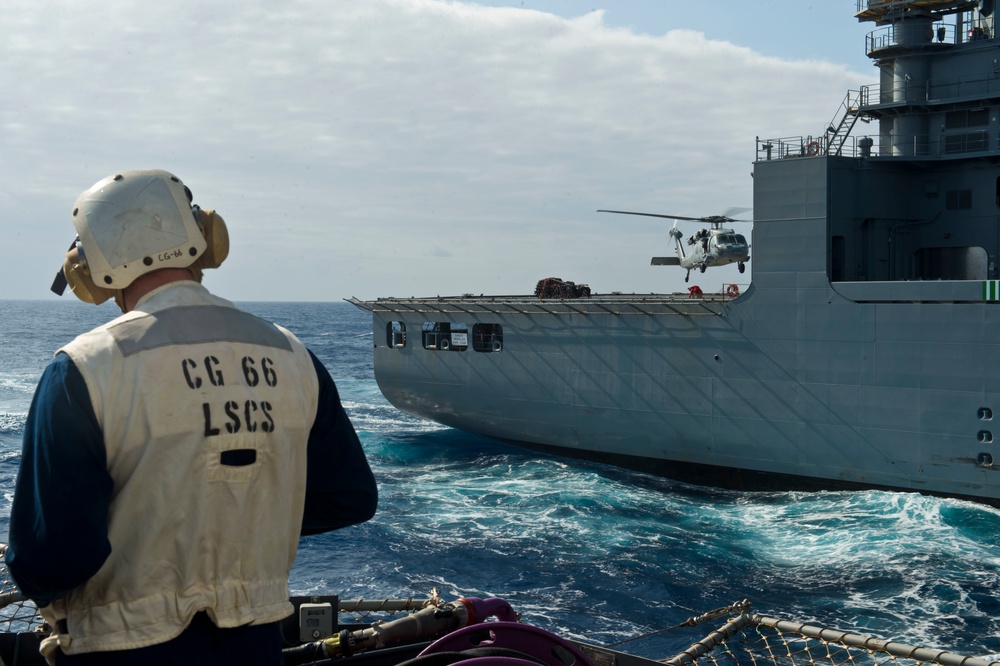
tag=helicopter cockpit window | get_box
[421,322,468,351]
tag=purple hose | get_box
[461,597,518,624]
[420,621,595,666]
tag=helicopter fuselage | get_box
[664,225,750,280]
[679,227,750,270]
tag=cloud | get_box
[0,0,868,301]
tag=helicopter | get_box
[597,208,752,282]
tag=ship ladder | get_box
[825,89,866,156]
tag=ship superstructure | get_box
[352,1,1000,507]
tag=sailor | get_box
[5,170,378,665]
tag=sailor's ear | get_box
[191,209,229,271]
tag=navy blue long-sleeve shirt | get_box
[5,349,377,607]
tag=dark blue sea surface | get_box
[2,299,1000,660]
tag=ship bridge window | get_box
[472,323,504,353]
[386,321,407,348]
[946,109,989,129]
[422,322,468,351]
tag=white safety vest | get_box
[40,282,319,658]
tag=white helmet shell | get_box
[71,169,207,290]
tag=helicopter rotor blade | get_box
[597,209,703,222]
[720,207,751,220]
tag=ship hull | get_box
[358,285,1000,506]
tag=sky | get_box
[1,1,877,302]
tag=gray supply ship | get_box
[351,0,1000,507]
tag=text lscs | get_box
[182,355,279,436]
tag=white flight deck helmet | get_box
[52,169,229,308]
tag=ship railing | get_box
[0,546,457,637]
[664,601,1000,666]
[879,130,993,157]
[862,74,1000,107]
[865,21,962,56]
[755,135,880,160]
[756,136,823,160]
[756,130,1000,159]
[720,282,747,302]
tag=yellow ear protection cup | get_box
[190,208,229,271]
[61,243,117,305]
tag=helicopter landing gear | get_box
[699,264,707,274]
[738,262,745,274]
[684,272,690,283]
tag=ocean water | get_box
[2,299,1000,660]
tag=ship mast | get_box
[854,0,997,158]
